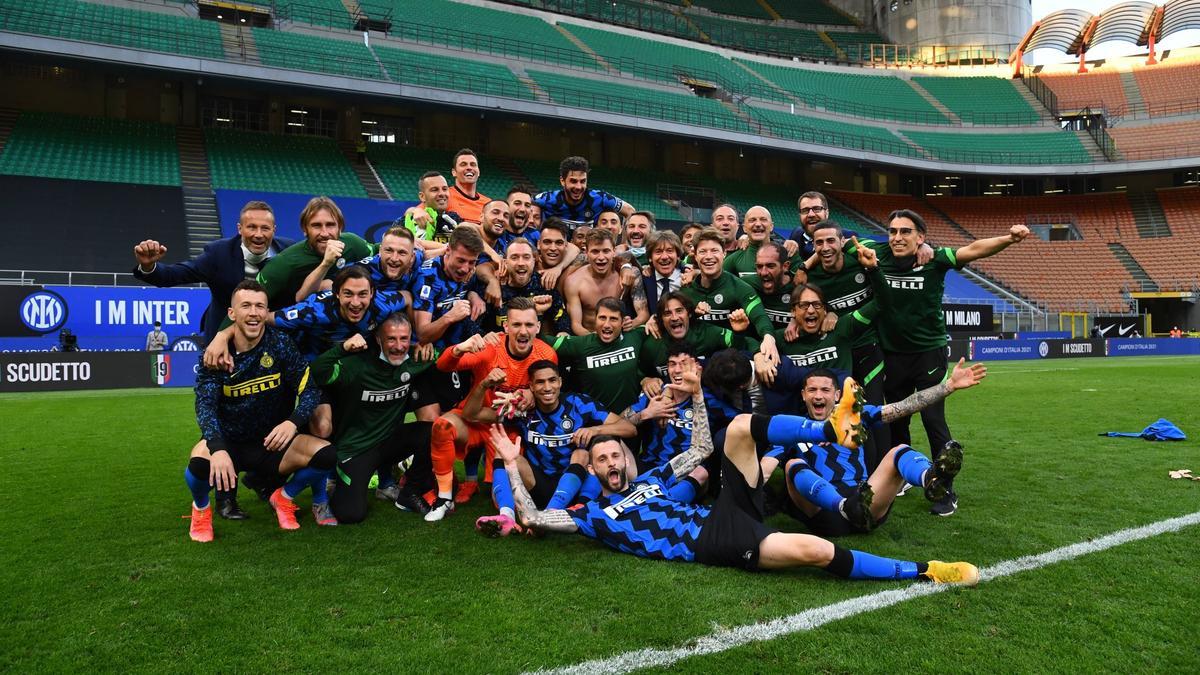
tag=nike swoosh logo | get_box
[1098,325,1112,336]
[927,367,939,375]
[1118,325,1133,336]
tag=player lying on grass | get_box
[489,363,978,584]
[185,281,339,542]
[463,361,637,537]
[757,359,986,536]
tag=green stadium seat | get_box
[904,130,1093,164]
[0,0,223,59]
[205,128,367,197]
[912,76,1041,125]
[688,14,836,60]
[689,0,772,20]
[252,29,383,80]
[769,0,857,25]
[746,106,917,156]
[0,111,180,186]
[371,45,535,101]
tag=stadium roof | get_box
[1016,0,1200,58]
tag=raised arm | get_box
[879,358,987,423]
[461,367,506,425]
[667,362,713,480]
[488,425,579,533]
[954,225,1029,265]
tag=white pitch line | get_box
[532,510,1200,675]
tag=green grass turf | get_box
[1,356,1198,672]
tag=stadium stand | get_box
[1131,55,1200,116]
[585,165,684,220]
[1158,186,1200,235]
[825,30,890,59]
[1034,69,1127,114]
[1108,119,1200,161]
[770,0,857,25]
[0,0,224,59]
[689,0,773,20]
[747,107,917,156]
[527,69,754,133]
[274,0,354,28]
[371,44,535,100]
[929,193,1135,243]
[903,129,1094,164]
[205,128,366,197]
[912,76,1042,125]
[735,59,950,124]
[252,28,382,79]
[687,15,836,60]
[0,111,180,186]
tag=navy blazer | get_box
[133,234,296,341]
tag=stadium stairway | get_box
[337,140,391,200]
[1075,130,1109,162]
[0,107,17,155]
[219,23,259,63]
[176,127,222,256]
[1127,190,1172,237]
[509,65,551,104]
[552,25,613,71]
[1118,71,1146,112]
[491,155,534,189]
[905,81,960,124]
[1107,242,1157,291]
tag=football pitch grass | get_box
[2,356,1198,672]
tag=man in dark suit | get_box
[132,200,294,343]
[639,230,686,316]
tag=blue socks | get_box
[826,545,919,580]
[547,464,587,510]
[491,458,516,515]
[578,474,602,502]
[893,445,932,488]
[757,414,831,446]
[786,462,844,513]
[283,467,328,503]
[185,462,210,509]
[668,476,700,503]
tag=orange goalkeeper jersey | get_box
[436,338,558,409]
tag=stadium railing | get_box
[0,270,148,287]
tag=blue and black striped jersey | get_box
[354,248,425,294]
[513,392,610,477]
[568,463,707,561]
[412,257,477,349]
[533,188,624,232]
[766,440,867,490]
[195,326,319,451]
[273,289,408,361]
[628,390,741,466]
[476,272,568,335]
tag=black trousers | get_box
[882,348,951,461]
[330,422,432,524]
[852,342,889,472]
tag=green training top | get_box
[747,275,796,332]
[641,323,759,378]
[806,253,878,349]
[553,329,649,413]
[723,241,801,280]
[681,271,773,338]
[257,233,373,310]
[310,343,437,460]
[855,240,961,353]
[772,302,878,373]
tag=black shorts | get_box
[219,438,291,476]
[692,455,777,571]
[415,368,474,411]
[528,461,559,509]
[792,483,892,537]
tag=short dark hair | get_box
[797,191,828,210]
[757,241,787,262]
[665,340,696,360]
[376,312,411,335]
[418,170,443,192]
[811,219,842,237]
[540,218,569,240]
[504,237,535,256]
[506,295,537,315]
[649,230,683,259]
[448,224,485,255]
[559,156,589,178]
[232,279,267,298]
[886,208,927,234]
[332,265,373,294]
[657,290,694,325]
[694,227,726,251]
[239,200,273,219]
[453,148,477,165]
[802,367,838,388]
[791,282,826,307]
[596,296,624,316]
[702,349,752,397]
[586,433,622,454]
[527,359,560,379]
[628,210,657,228]
[507,184,535,200]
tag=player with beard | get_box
[595,210,625,251]
[749,242,800,332]
[471,199,512,307]
[724,206,800,279]
[564,229,648,335]
[528,203,543,231]
[489,368,979,585]
[621,343,715,478]
[761,363,984,535]
[504,185,539,242]
[682,229,775,341]
[639,292,758,386]
[257,196,372,309]
[773,280,878,378]
[425,297,558,521]
[404,171,462,247]
[710,204,741,254]
[466,361,636,537]
[534,219,579,291]
[623,211,655,266]
[787,191,831,262]
[479,237,567,335]
[533,156,634,237]
[553,297,651,413]
[310,313,439,523]
[356,226,427,299]
[854,210,1028,516]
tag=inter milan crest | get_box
[683,408,694,419]
[561,417,574,430]
[260,353,274,368]
[401,371,411,382]
[855,273,865,284]
[713,294,724,304]
[781,294,791,304]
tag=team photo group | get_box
[133,151,1032,587]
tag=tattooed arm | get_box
[486,425,578,533]
[668,362,713,480]
[880,358,987,423]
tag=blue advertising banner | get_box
[1107,338,1200,356]
[1014,331,1071,340]
[0,285,210,351]
[970,339,1043,361]
[214,189,417,244]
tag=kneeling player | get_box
[185,281,338,542]
[763,359,985,536]
[490,365,978,584]
[463,361,636,536]
[310,313,438,523]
